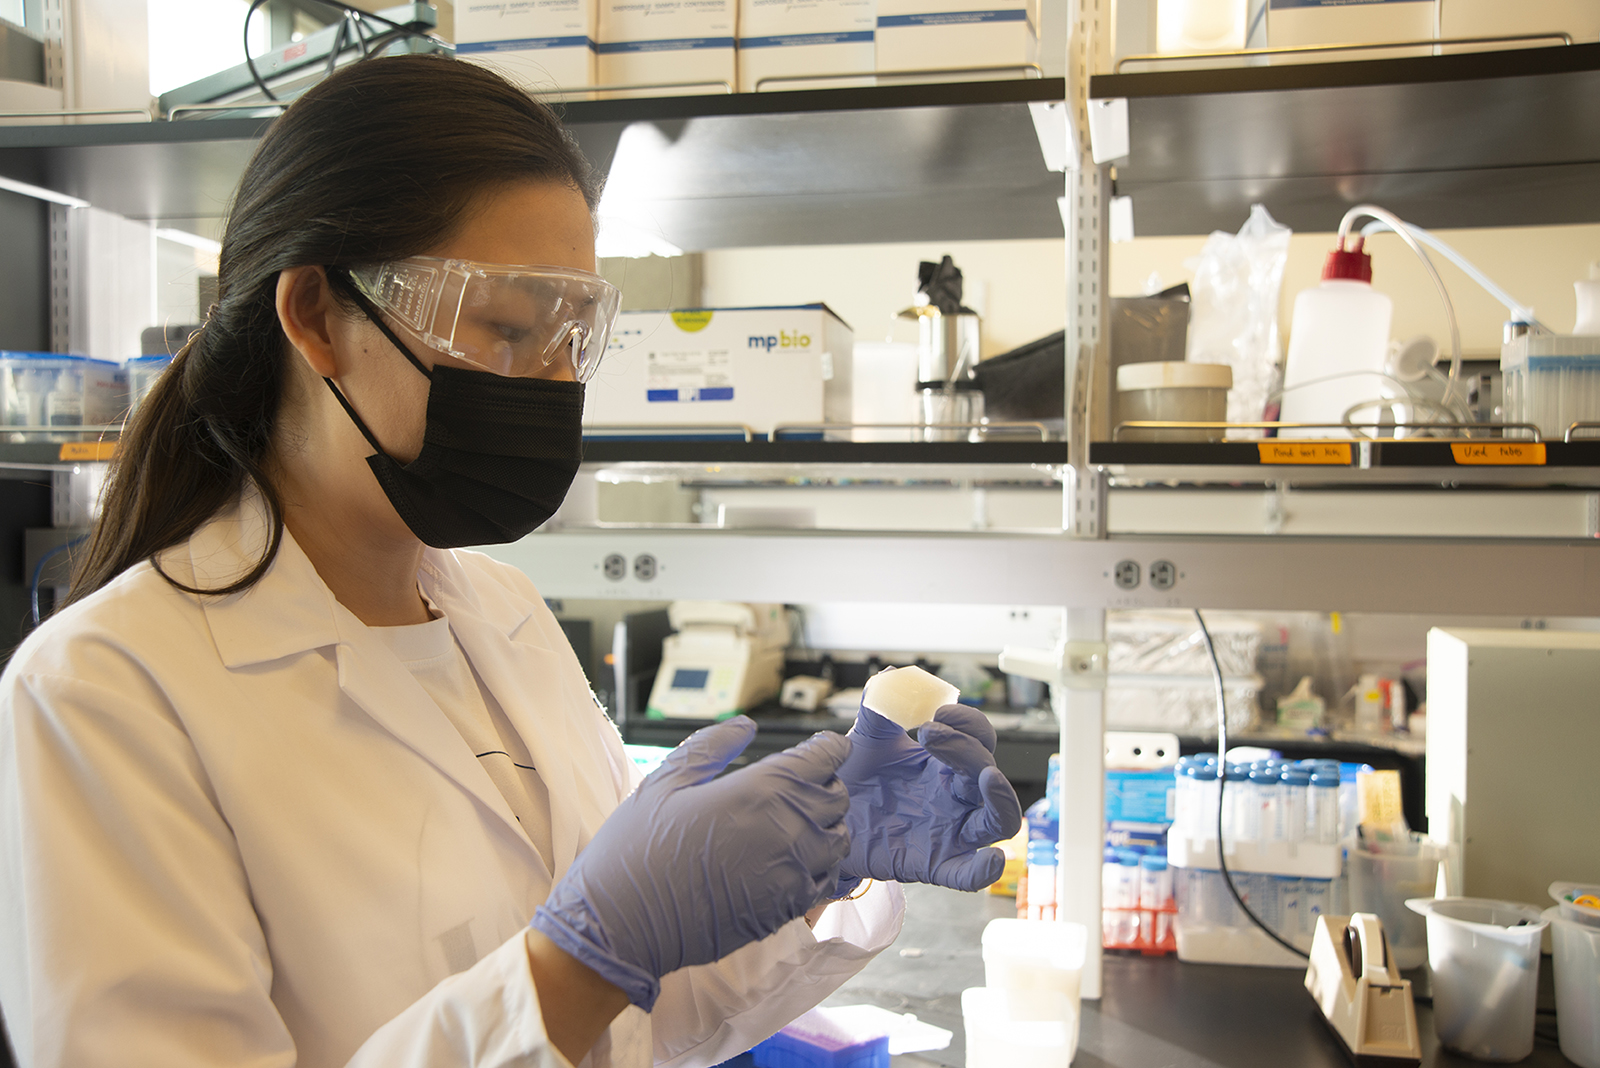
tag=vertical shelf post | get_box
[1060,0,1111,1000]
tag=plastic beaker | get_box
[1347,838,1446,970]
[1406,897,1547,1062]
[1544,907,1600,1068]
[1551,881,1600,928]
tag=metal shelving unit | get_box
[1089,41,1600,236]
[0,78,1068,248]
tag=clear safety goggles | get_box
[346,257,621,382]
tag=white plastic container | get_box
[1279,242,1395,438]
[1500,332,1600,440]
[1544,906,1600,1068]
[1346,837,1448,970]
[982,917,1087,1008]
[1576,269,1600,335]
[961,987,1077,1068]
[1551,881,1600,928]
[1115,361,1232,441]
[1406,897,1548,1063]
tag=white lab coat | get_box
[0,493,903,1068]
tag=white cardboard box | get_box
[596,0,737,96]
[456,0,597,93]
[585,306,854,436]
[1438,0,1600,51]
[1266,0,1436,63]
[737,0,875,92]
[874,0,1039,82]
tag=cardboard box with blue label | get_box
[585,305,853,436]
[456,0,598,93]
[875,0,1038,82]
[737,0,876,92]
[596,0,737,96]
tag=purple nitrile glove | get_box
[531,716,852,1010]
[834,702,1023,895]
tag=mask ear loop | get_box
[327,268,436,379]
[319,267,436,457]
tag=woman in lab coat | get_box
[0,53,1020,1068]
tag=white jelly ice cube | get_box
[861,665,960,731]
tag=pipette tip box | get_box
[751,1008,890,1068]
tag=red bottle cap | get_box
[1323,237,1372,282]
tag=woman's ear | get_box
[276,266,341,378]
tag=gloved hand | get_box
[531,716,851,1011]
[835,702,1023,894]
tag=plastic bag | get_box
[1186,204,1291,435]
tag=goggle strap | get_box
[329,267,435,380]
[322,376,390,457]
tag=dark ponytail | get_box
[65,54,599,606]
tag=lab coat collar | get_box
[187,491,567,873]
[189,492,538,669]
[184,490,342,669]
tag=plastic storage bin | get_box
[1346,836,1449,970]
[1500,333,1600,440]
[1406,897,1548,1062]
[1173,867,1331,966]
[1544,905,1600,1068]
[0,352,128,440]
[1115,361,1232,441]
[127,354,174,412]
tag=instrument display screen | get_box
[671,668,710,690]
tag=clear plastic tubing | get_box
[1140,854,1172,910]
[1280,766,1311,844]
[1309,768,1341,845]
[1252,766,1282,843]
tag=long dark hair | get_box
[65,54,599,606]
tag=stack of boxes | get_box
[456,0,1043,96]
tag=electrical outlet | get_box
[602,553,626,582]
[1113,559,1140,590]
[1150,559,1177,590]
[633,554,658,582]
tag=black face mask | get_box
[323,279,585,549]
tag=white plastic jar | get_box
[1116,361,1233,442]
